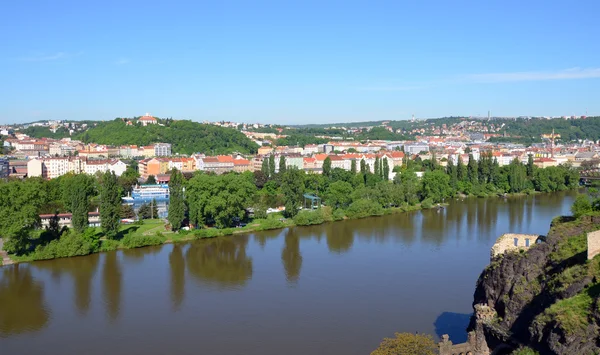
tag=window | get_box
[525,238,530,247]
[514,238,518,247]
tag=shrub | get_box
[99,239,120,252]
[31,230,97,260]
[421,198,434,209]
[571,194,592,218]
[511,347,539,355]
[332,208,346,221]
[345,199,384,219]
[120,231,164,249]
[294,209,325,226]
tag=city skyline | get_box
[1,1,599,123]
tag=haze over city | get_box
[1,1,599,124]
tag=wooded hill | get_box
[78,119,258,155]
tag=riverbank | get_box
[3,202,431,266]
[2,190,574,266]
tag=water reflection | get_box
[253,228,283,249]
[102,252,122,322]
[0,265,49,337]
[325,222,354,254]
[185,235,252,290]
[169,245,185,310]
[281,228,302,284]
[35,254,100,315]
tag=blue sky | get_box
[1,0,599,124]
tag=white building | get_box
[154,143,171,157]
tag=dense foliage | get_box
[0,152,581,261]
[78,119,258,155]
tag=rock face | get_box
[470,215,600,354]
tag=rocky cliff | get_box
[470,215,600,354]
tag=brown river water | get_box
[0,191,577,355]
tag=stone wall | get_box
[587,230,600,260]
[490,233,541,260]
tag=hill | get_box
[78,119,258,155]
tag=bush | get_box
[345,199,384,219]
[31,230,97,260]
[571,194,592,218]
[120,231,165,249]
[255,217,286,231]
[421,198,434,209]
[294,209,325,226]
[99,239,120,252]
[511,347,539,355]
[332,208,346,221]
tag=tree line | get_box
[1,154,579,259]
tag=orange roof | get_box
[233,159,250,165]
[388,151,405,158]
[139,115,156,121]
[314,154,328,161]
[217,155,234,163]
[303,157,316,163]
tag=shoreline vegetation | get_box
[1,153,580,266]
[2,190,561,267]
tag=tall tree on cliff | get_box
[168,169,186,231]
[100,171,121,239]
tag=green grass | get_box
[536,283,600,335]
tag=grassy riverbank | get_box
[4,202,431,266]
[3,190,574,266]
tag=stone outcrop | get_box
[468,216,600,354]
[588,230,600,260]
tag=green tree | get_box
[421,170,452,203]
[323,156,332,177]
[261,157,270,178]
[447,158,457,189]
[374,156,380,176]
[571,194,592,218]
[280,168,304,218]
[527,154,535,178]
[279,155,286,173]
[394,170,420,205]
[382,157,390,180]
[351,159,357,174]
[370,332,437,355]
[457,155,466,182]
[269,154,276,177]
[325,181,353,208]
[168,169,186,231]
[118,166,140,194]
[508,158,527,192]
[360,159,367,174]
[99,171,121,239]
[146,175,157,185]
[71,184,90,233]
[467,154,479,184]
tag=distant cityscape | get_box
[1,113,599,182]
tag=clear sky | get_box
[1,0,599,124]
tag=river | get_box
[0,191,577,354]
